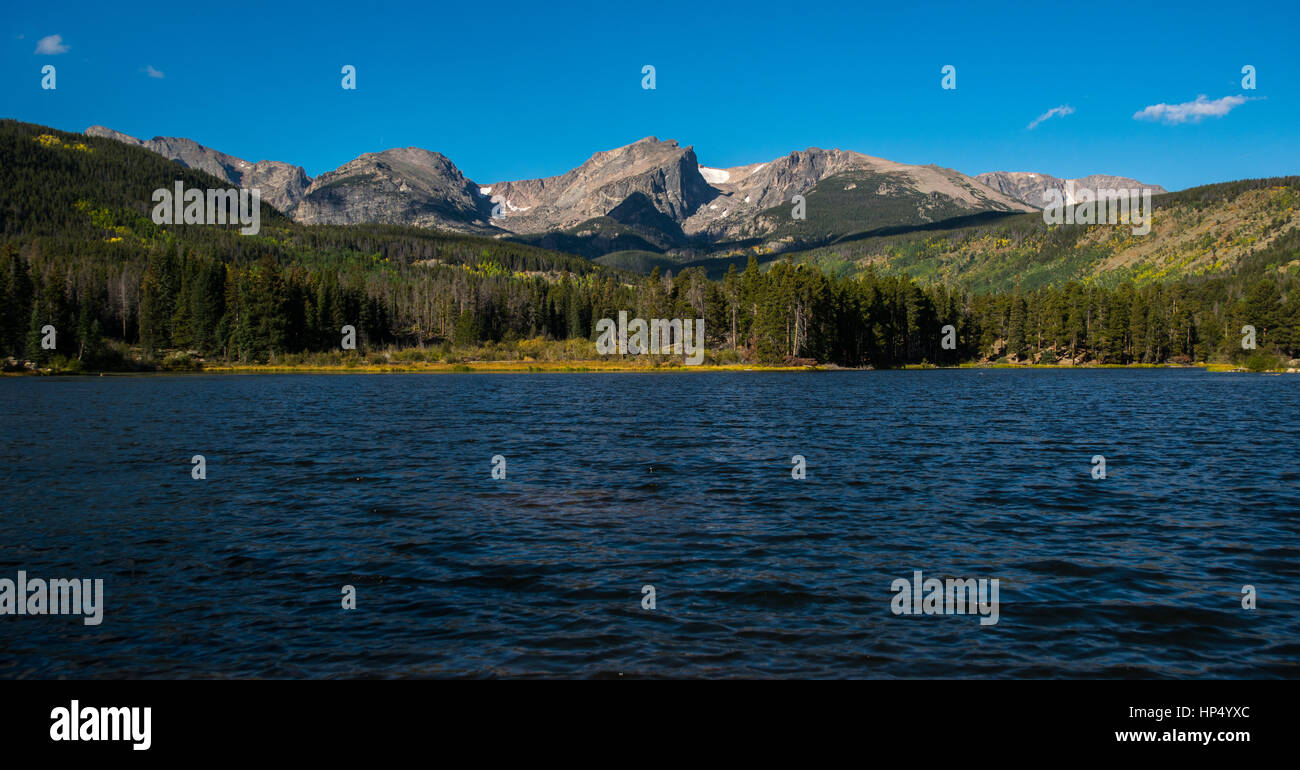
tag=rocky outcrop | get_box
[483,137,717,234]
[292,147,496,232]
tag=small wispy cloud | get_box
[1133,94,1252,125]
[34,34,69,55]
[1027,104,1075,130]
[144,65,165,79]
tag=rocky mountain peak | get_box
[292,146,493,231]
[483,137,715,234]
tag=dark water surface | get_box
[2,369,1298,678]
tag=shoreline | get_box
[4,361,1287,376]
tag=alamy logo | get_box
[594,311,705,365]
[0,571,103,626]
[890,570,1000,626]
[50,700,151,751]
[1042,182,1153,235]
[151,182,261,235]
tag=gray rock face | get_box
[975,171,1168,209]
[686,148,1034,240]
[85,126,310,214]
[293,147,496,232]
[84,126,142,147]
[241,162,311,214]
[484,137,717,234]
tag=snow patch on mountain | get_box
[698,166,730,184]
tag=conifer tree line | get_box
[2,119,1298,368]
[3,242,1298,367]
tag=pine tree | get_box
[1007,292,1028,360]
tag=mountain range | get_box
[81,125,1163,260]
[974,171,1168,209]
[84,126,311,214]
[5,118,1294,299]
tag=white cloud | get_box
[34,34,69,55]
[1027,104,1074,130]
[1133,94,1250,124]
[144,65,165,79]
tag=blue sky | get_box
[5,0,1296,191]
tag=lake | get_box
[1,369,1297,678]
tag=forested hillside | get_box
[2,119,1298,370]
[0,120,618,366]
[777,177,1300,291]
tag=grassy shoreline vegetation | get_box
[3,119,1300,378]
[4,339,1290,375]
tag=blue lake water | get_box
[1,369,1298,678]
